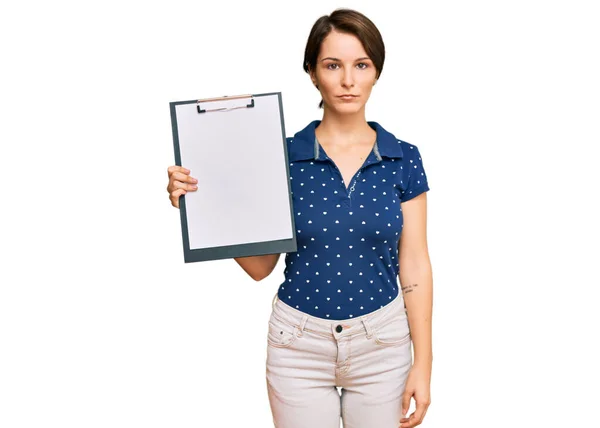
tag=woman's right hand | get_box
[167,165,198,209]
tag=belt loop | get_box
[361,315,373,339]
[297,315,309,337]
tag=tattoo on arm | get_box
[401,283,419,294]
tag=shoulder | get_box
[392,136,420,153]
[389,138,428,181]
[395,138,425,162]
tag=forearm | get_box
[234,253,280,281]
[399,259,433,366]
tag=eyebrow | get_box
[320,57,371,62]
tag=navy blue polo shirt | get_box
[278,120,430,320]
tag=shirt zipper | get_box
[348,169,362,199]
[329,162,364,201]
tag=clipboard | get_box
[169,92,297,263]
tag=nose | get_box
[342,68,355,88]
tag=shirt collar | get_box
[287,120,404,162]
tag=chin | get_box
[332,104,363,113]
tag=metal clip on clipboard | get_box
[196,94,255,113]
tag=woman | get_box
[167,8,432,428]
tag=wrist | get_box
[414,354,433,367]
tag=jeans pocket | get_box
[266,313,298,348]
[372,313,411,347]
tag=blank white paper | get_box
[175,94,293,250]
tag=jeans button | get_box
[336,325,343,333]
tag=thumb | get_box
[401,392,411,417]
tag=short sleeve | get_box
[400,144,430,202]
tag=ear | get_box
[308,65,318,86]
[311,76,319,89]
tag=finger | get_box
[170,179,198,193]
[401,401,429,428]
[179,171,198,183]
[169,188,186,208]
[167,165,189,179]
[171,171,198,185]
[400,410,417,428]
[401,392,411,418]
[416,401,430,425]
[417,406,429,425]
[411,401,427,426]
[167,165,190,177]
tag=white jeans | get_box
[265,291,413,428]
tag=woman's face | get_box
[310,30,378,113]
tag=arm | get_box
[398,192,433,367]
[234,253,281,281]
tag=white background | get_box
[1,1,599,427]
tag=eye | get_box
[326,62,369,70]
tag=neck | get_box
[316,105,372,144]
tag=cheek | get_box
[320,79,337,94]
[360,77,376,91]
[359,85,372,96]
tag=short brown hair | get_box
[303,8,386,109]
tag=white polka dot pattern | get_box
[279,120,429,320]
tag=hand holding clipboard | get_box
[167,92,297,263]
[167,165,197,209]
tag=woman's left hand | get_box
[399,361,431,428]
